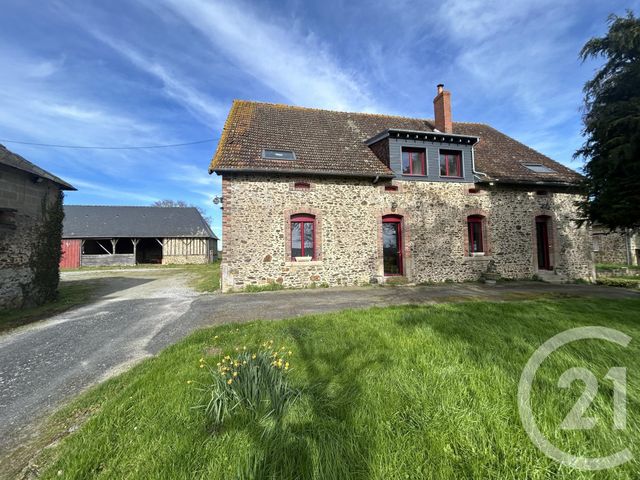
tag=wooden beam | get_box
[97,241,111,255]
[132,238,138,264]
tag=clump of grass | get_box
[243,282,285,293]
[194,341,298,426]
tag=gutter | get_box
[213,167,394,180]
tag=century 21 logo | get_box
[518,327,632,471]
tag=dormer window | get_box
[440,150,463,178]
[401,148,426,176]
[262,149,296,160]
[523,163,555,174]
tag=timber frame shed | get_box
[60,205,218,268]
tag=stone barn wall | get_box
[0,165,63,309]
[219,174,594,292]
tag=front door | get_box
[535,217,552,270]
[383,217,403,275]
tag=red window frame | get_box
[440,150,463,178]
[291,214,315,260]
[467,215,484,254]
[401,148,426,176]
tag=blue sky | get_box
[0,0,636,240]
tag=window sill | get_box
[439,176,464,179]
[286,260,323,267]
[401,173,427,177]
[463,255,492,261]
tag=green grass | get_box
[181,261,221,292]
[0,282,95,333]
[242,282,285,293]
[22,298,640,479]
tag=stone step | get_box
[536,270,568,284]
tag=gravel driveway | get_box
[0,269,199,456]
[0,270,637,458]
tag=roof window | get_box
[523,163,556,174]
[262,149,296,160]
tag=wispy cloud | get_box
[65,178,160,204]
[151,0,379,111]
[85,28,228,127]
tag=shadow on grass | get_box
[214,320,390,479]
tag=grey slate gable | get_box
[63,206,217,239]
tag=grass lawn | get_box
[24,298,640,479]
[0,282,95,333]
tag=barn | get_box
[60,205,218,268]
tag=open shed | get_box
[60,205,218,268]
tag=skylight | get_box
[523,163,556,174]
[262,149,296,160]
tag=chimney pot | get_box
[433,84,452,133]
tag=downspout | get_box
[373,175,380,184]
[471,145,489,180]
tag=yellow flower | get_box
[288,351,292,355]
[227,379,233,384]
[199,358,204,362]
[187,380,192,384]
[214,335,219,339]
[243,346,247,350]
[285,362,289,369]
[216,362,221,367]
[233,371,238,377]
[199,364,205,369]
[252,354,257,359]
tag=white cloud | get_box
[65,178,160,204]
[151,0,379,111]
[81,29,227,128]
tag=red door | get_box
[60,239,81,269]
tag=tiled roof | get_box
[63,206,217,239]
[210,100,583,185]
[0,144,75,190]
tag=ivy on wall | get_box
[28,190,64,305]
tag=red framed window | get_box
[401,148,426,176]
[467,215,484,253]
[291,214,315,259]
[440,150,463,177]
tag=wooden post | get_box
[132,238,139,265]
[110,238,118,254]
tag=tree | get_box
[575,11,640,230]
[152,199,212,226]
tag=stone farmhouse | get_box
[210,86,594,292]
[0,145,75,309]
[60,205,218,268]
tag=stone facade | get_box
[0,164,63,309]
[220,174,594,292]
[593,228,639,266]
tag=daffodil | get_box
[227,379,233,384]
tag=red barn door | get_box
[60,239,81,269]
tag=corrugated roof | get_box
[209,101,583,185]
[0,145,75,190]
[63,205,217,239]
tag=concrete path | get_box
[0,271,638,457]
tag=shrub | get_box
[596,277,640,289]
[195,342,298,426]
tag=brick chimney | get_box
[433,83,452,133]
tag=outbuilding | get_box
[61,205,218,268]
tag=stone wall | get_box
[220,174,594,292]
[593,228,639,266]
[0,165,62,309]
